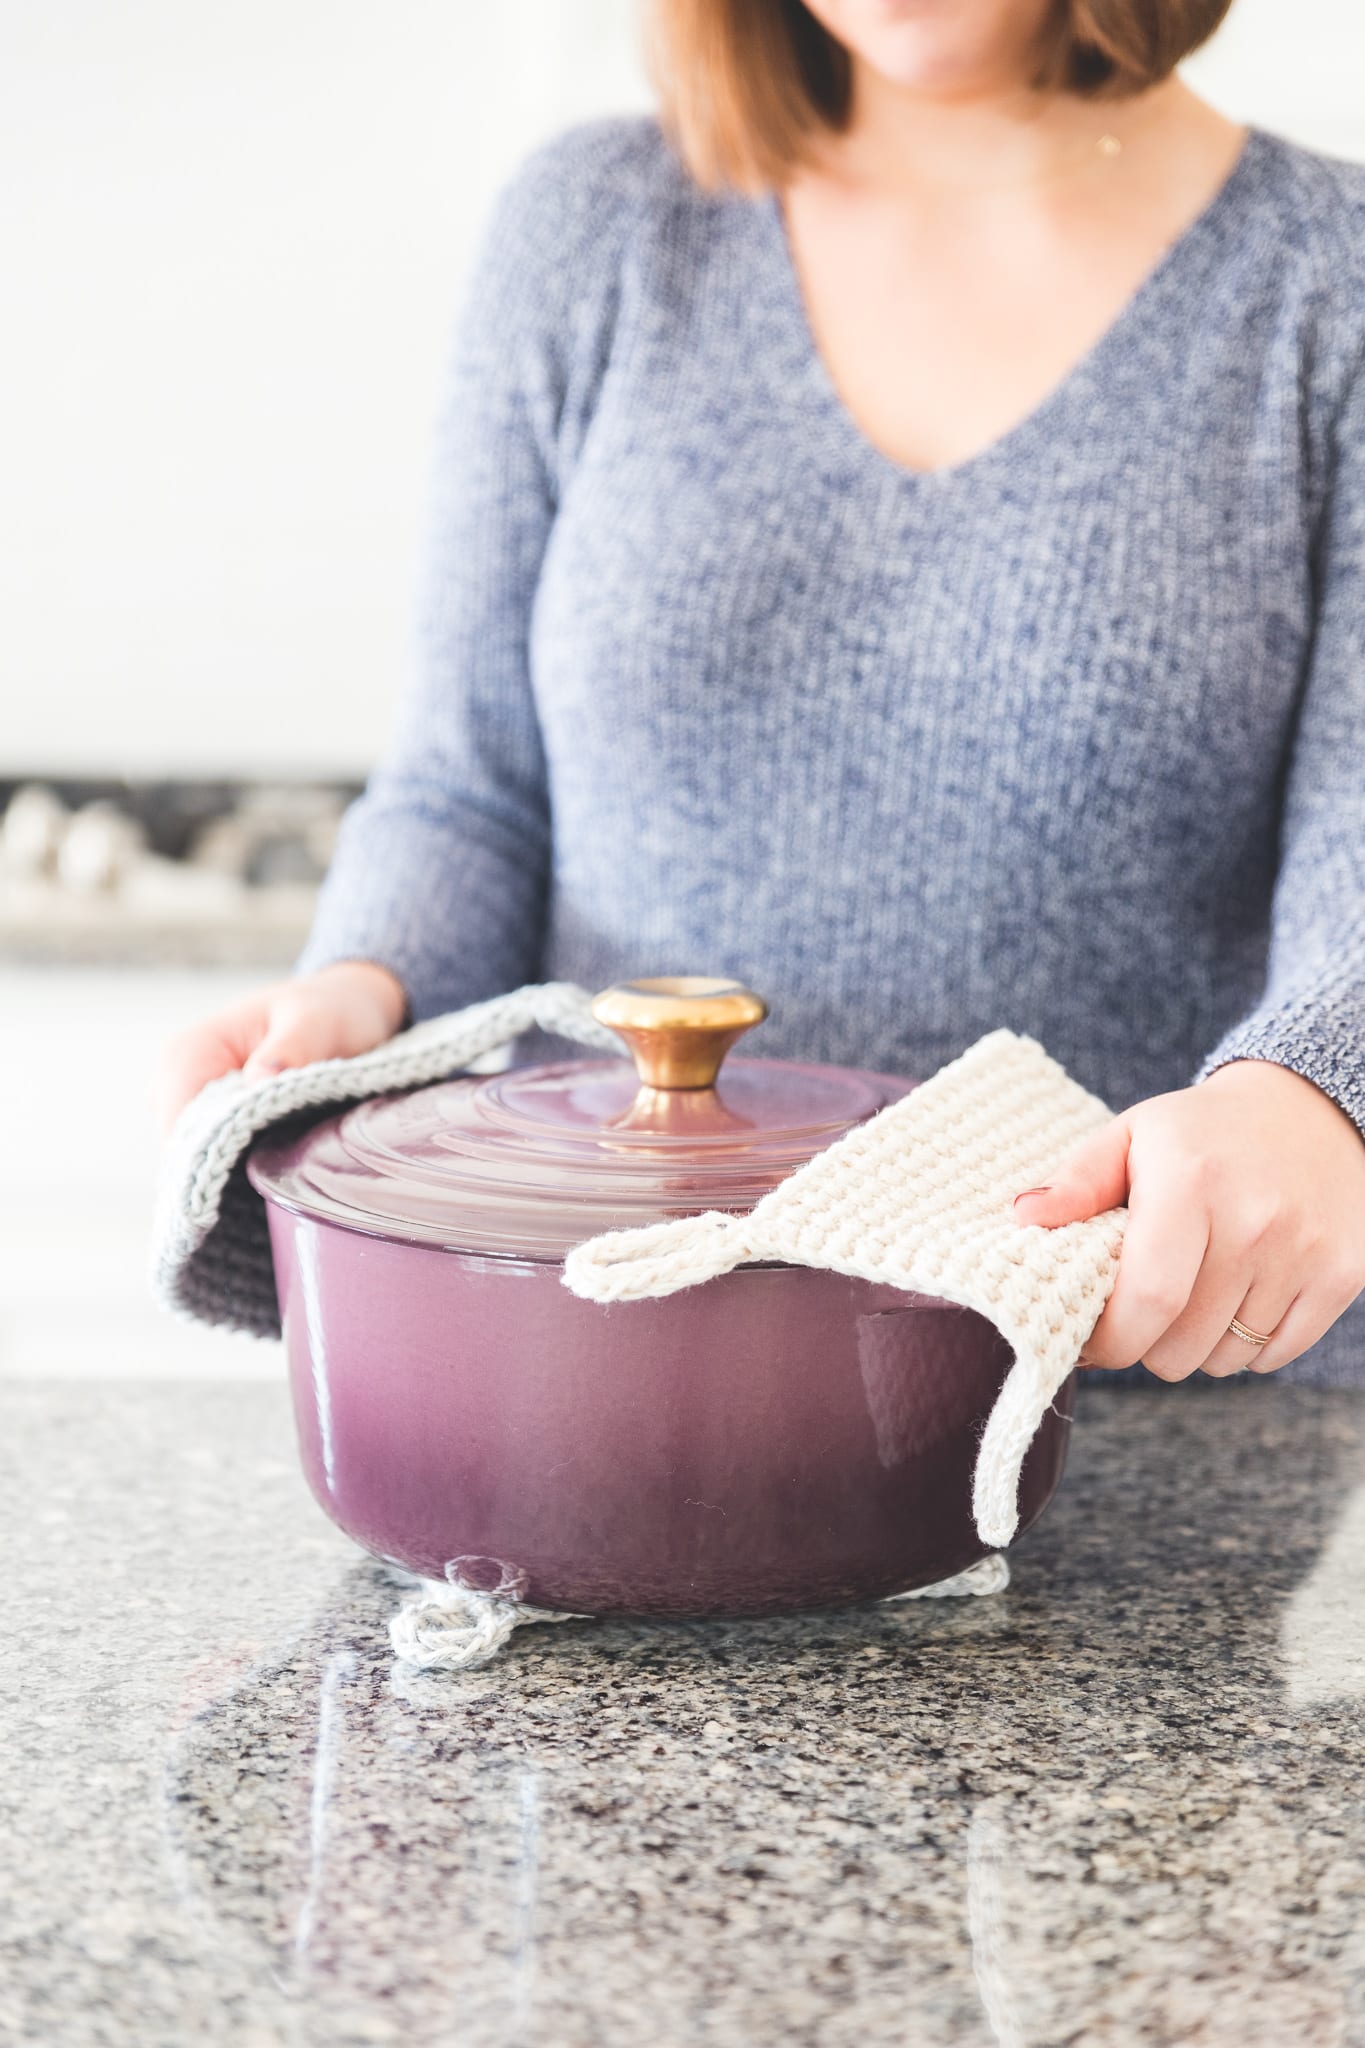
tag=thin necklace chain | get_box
[842,95,1174,202]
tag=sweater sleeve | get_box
[297,121,654,1018]
[1196,352,1365,1131]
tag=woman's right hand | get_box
[156,959,408,1133]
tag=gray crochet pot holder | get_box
[150,982,617,1339]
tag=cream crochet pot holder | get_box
[152,982,1128,1670]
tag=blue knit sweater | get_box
[301,117,1365,1384]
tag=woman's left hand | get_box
[1012,1060,1365,1378]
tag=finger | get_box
[1199,1271,1302,1378]
[157,1010,267,1132]
[1012,1115,1131,1228]
[1144,1241,1261,1381]
[1083,1183,1210,1374]
[1238,1256,1365,1377]
[241,995,334,1080]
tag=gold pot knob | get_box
[592,977,768,1091]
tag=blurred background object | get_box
[1,0,1362,1377]
[0,776,358,964]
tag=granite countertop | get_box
[3,1379,1365,2048]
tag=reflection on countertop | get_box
[4,1379,1365,2046]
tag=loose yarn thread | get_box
[389,1550,1013,1672]
[389,1582,586,1671]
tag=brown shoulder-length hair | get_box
[649,0,1235,190]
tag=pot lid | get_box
[247,978,912,1260]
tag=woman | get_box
[161,0,1365,1384]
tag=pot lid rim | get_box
[246,1050,914,1259]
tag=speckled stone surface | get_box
[3,1379,1365,2047]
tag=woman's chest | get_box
[775,187,1191,478]
[530,319,1315,813]
[769,116,1251,476]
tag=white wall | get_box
[1,0,1361,781]
[0,1,652,780]
[1183,0,1365,159]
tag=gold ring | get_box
[1228,1316,1273,1347]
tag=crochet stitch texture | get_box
[298,118,1365,1381]
[565,1029,1127,1548]
[152,982,1118,1554]
[152,996,1101,1664]
[150,982,618,1337]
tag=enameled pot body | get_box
[261,1203,1074,1616]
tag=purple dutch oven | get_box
[247,978,1073,1616]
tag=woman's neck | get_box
[823,60,1190,197]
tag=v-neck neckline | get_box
[757,126,1269,492]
